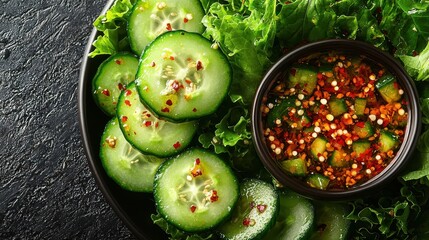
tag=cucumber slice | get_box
[379,130,399,152]
[136,31,232,121]
[353,121,374,139]
[352,140,371,157]
[263,191,315,240]
[354,98,367,116]
[310,202,350,240]
[310,137,328,158]
[376,74,402,103]
[280,158,307,177]
[128,0,205,55]
[154,148,239,232]
[100,118,164,192]
[307,174,330,190]
[92,53,139,116]
[266,97,296,127]
[218,179,279,240]
[288,66,318,95]
[329,150,349,168]
[117,82,197,157]
[328,98,347,117]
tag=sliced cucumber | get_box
[329,150,349,168]
[266,97,296,127]
[100,118,164,192]
[352,140,371,157]
[280,158,307,177]
[310,137,328,158]
[136,30,232,121]
[310,202,350,240]
[287,66,318,95]
[307,174,330,190]
[376,74,402,103]
[328,98,347,117]
[379,130,399,152]
[92,53,139,116]
[117,82,197,157]
[154,148,239,232]
[354,98,367,116]
[128,0,205,55]
[353,121,374,139]
[218,179,279,240]
[263,191,315,240]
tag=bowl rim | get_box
[251,39,421,201]
[77,0,150,239]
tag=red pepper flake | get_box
[121,116,128,123]
[155,122,159,128]
[161,107,170,113]
[184,17,189,23]
[191,158,202,177]
[356,122,365,128]
[118,83,125,91]
[172,81,180,91]
[190,205,197,213]
[144,121,152,127]
[257,204,267,213]
[166,23,172,31]
[285,1,291,4]
[192,108,197,112]
[125,100,131,106]
[166,99,173,106]
[115,59,122,65]
[150,61,156,67]
[290,68,297,76]
[173,141,181,149]
[250,201,256,209]
[125,89,132,96]
[170,56,175,61]
[101,89,110,96]
[210,190,218,202]
[196,61,203,71]
[195,158,201,165]
[185,79,192,85]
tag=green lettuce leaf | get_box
[89,0,136,57]
[202,0,277,104]
[397,42,429,81]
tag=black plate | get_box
[78,1,167,239]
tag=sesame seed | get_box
[331,81,337,87]
[270,144,276,149]
[320,99,327,105]
[399,89,404,95]
[291,108,297,113]
[352,114,358,119]
[398,108,405,116]
[309,100,315,106]
[290,87,296,92]
[343,130,348,134]
[319,156,325,162]
[287,140,293,144]
[334,86,339,91]
[298,109,304,115]
[268,136,275,141]
[377,119,384,125]
[338,62,344,68]
[369,114,376,121]
[299,139,305,144]
[298,93,305,100]
[312,132,318,138]
[352,163,358,169]
[351,170,357,176]
[292,151,298,156]
[330,123,337,129]
[375,155,381,160]
[366,169,372,174]
[275,119,281,125]
[267,103,274,109]
[275,148,282,155]
[326,114,334,121]
[369,74,376,80]
[295,100,302,106]
[337,129,343,135]
[346,139,353,145]
[314,126,321,133]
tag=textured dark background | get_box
[0,0,134,238]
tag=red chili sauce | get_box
[262,53,408,190]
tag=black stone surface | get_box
[1,1,133,239]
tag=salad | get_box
[88,0,429,239]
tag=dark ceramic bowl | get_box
[251,39,421,201]
[78,0,167,239]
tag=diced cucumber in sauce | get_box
[376,74,402,103]
[353,121,374,139]
[328,98,347,117]
[92,53,139,116]
[352,140,371,156]
[288,66,318,95]
[117,82,197,157]
[218,179,279,240]
[266,97,296,127]
[154,148,239,232]
[310,202,350,240]
[354,98,367,116]
[280,158,307,176]
[128,0,205,55]
[100,118,164,192]
[379,130,399,152]
[310,137,328,158]
[263,191,314,240]
[307,174,330,190]
[136,31,232,121]
[329,150,349,168]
